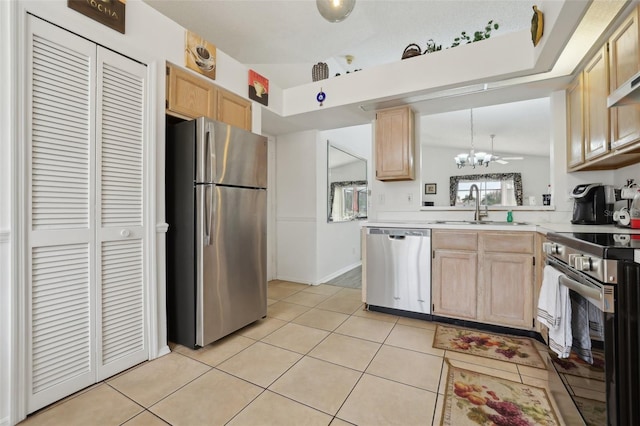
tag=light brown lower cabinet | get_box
[432,250,478,319]
[432,230,536,330]
[479,252,534,329]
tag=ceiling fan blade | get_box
[496,159,508,164]
[501,156,524,160]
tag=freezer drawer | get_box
[366,228,431,314]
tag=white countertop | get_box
[362,221,640,234]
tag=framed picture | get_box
[248,69,269,106]
[425,183,437,194]
[185,30,216,80]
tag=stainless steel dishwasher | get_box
[365,227,431,314]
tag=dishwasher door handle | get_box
[388,235,406,240]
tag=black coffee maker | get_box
[570,183,613,224]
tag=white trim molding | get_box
[276,217,316,223]
[0,230,9,243]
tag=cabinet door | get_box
[567,74,584,169]
[609,7,640,149]
[479,253,534,329]
[583,46,610,161]
[27,17,97,413]
[95,47,148,381]
[166,63,216,120]
[375,106,414,181]
[217,88,252,131]
[432,250,477,320]
[27,16,148,413]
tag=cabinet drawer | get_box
[480,232,534,254]
[433,231,477,250]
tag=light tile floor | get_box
[20,280,567,426]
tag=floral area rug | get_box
[433,324,546,369]
[441,362,560,426]
[550,350,605,381]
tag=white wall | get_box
[275,131,318,283]
[274,124,372,285]
[330,162,366,182]
[316,125,372,282]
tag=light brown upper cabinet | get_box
[375,106,415,181]
[166,62,252,131]
[217,88,252,131]
[567,5,640,171]
[567,74,585,169]
[166,63,217,120]
[609,6,640,149]
[583,45,610,162]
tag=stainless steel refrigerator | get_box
[166,117,267,348]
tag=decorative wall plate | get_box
[531,5,544,46]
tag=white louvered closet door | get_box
[95,47,147,380]
[27,16,97,413]
[26,15,147,412]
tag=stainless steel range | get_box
[543,232,640,426]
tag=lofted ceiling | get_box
[144,0,630,151]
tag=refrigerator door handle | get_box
[205,129,213,183]
[204,185,212,245]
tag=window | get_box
[450,173,523,207]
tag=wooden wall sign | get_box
[68,0,126,34]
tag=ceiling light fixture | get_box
[454,109,488,169]
[316,0,356,23]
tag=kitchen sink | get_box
[433,220,530,226]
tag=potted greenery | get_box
[451,20,499,47]
[423,39,442,54]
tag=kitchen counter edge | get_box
[362,221,640,234]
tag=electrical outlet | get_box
[407,193,413,202]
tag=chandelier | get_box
[316,0,356,23]
[454,109,491,168]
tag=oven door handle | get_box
[558,275,602,303]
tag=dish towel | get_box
[549,282,572,358]
[537,265,572,358]
[588,302,605,340]
[537,266,563,328]
[571,292,593,364]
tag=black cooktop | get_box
[547,232,638,260]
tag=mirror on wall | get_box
[450,173,523,207]
[420,97,551,208]
[327,142,367,222]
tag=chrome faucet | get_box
[469,184,488,221]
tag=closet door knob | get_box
[120,229,131,237]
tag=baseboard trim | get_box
[1,416,9,426]
[156,344,171,358]
[318,261,361,284]
[273,275,313,285]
